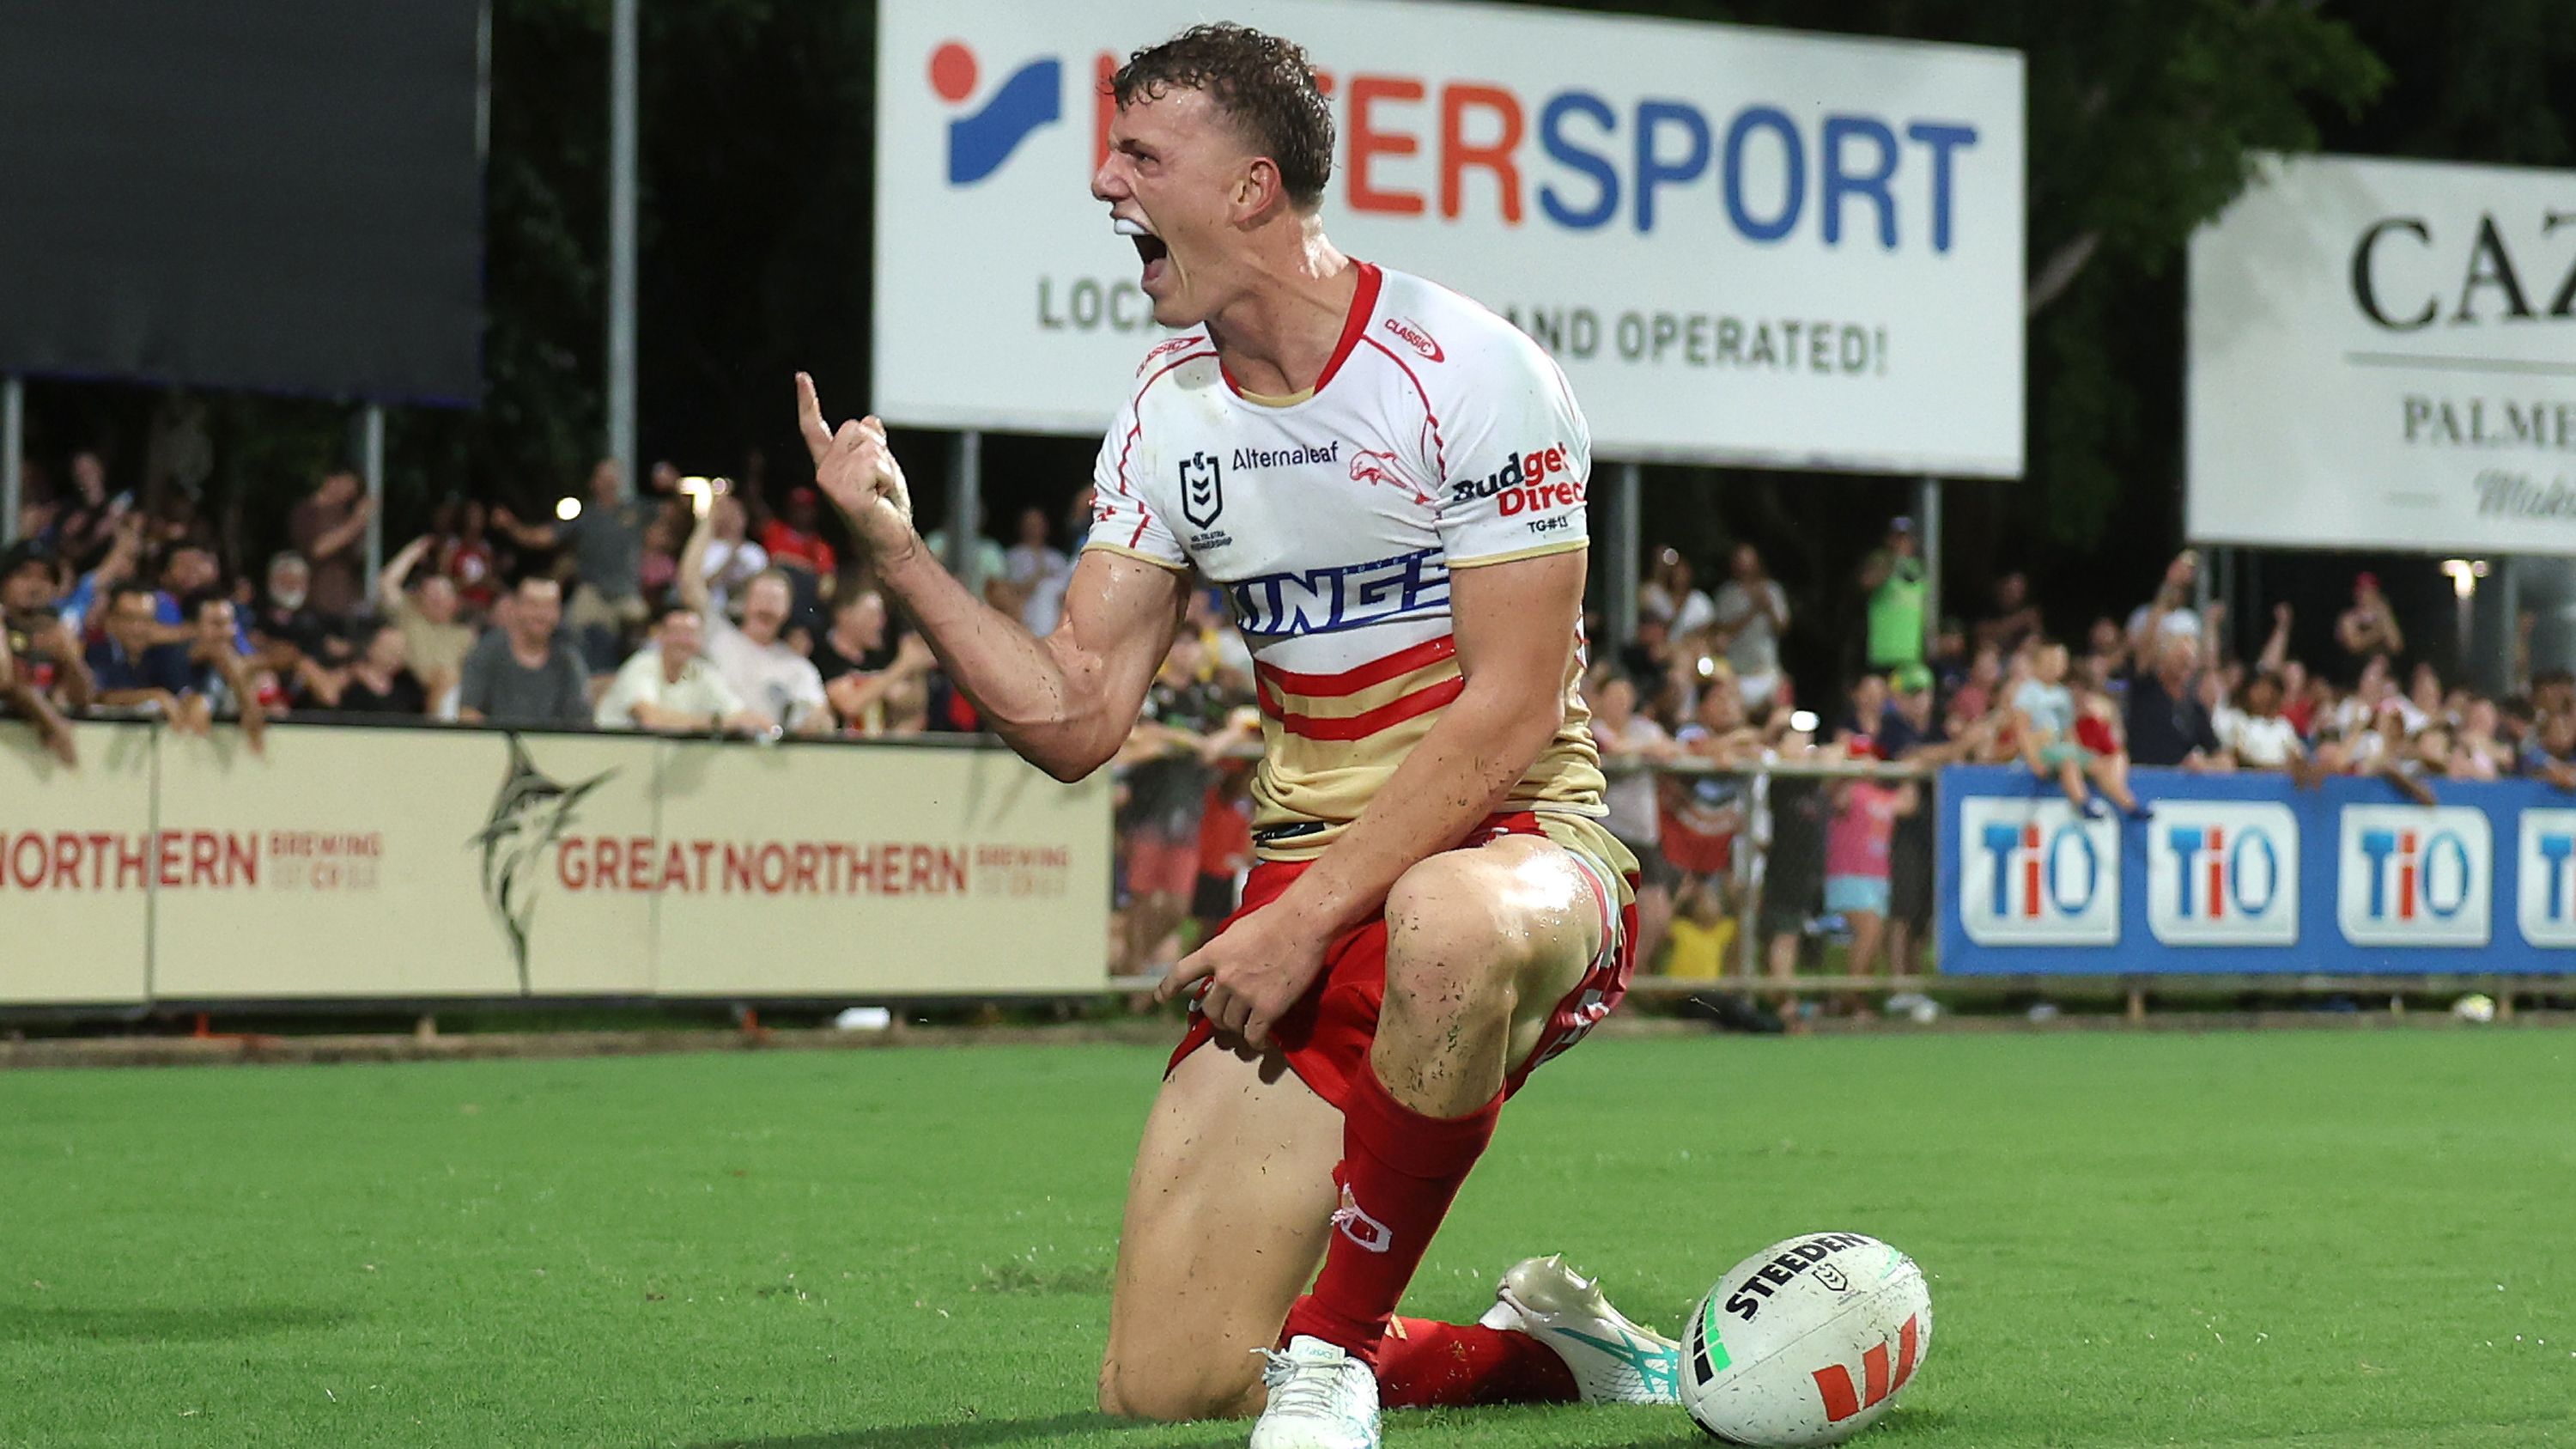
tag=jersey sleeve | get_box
[1431,341,1594,569]
[1082,398,1188,572]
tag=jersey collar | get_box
[1219,260,1382,407]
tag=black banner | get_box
[0,0,484,403]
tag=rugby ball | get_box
[1680,1232,1932,1446]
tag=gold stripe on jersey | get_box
[1249,650,1609,862]
[1446,538,1591,569]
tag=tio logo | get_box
[2148,802,2299,947]
[2337,806,2491,948]
[2516,809,2576,947]
[928,40,1060,186]
[1812,1313,1923,1425]
[1957,799,2119,947]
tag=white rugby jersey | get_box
[1086,262,1611,862]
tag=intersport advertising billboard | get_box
[2189,153,2576,555]
[873,0,2026,476]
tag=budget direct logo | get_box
[1957,799,2118,947]
[2147,802,2298,947]
[928,40,1061,186]
[2336,805,2490,948]
[2516,808,2576,947]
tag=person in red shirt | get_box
[758,487,838,579]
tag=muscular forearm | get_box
[878,545,1121,779]
[1272,680,1564,936]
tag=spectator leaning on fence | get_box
[180,594,270,748]
[248,551,344,677]
[3,543,94,709]
[816,592,939,736]
[492,459,652,672]
[379,534,476,711]
[1,546,85,765]
[2125,635,2227,771]
[678,506,835,735]
[295,620,428,716]
[594,605,772,735]
[457,575,592,728]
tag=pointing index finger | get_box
[795,373,834,460]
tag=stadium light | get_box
[556,496,583,522]
[678,475,728,517]
[2441,558,2486,600]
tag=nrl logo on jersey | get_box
[1178,451,1224,528]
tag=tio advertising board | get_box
[1941,764,2576,976]
[2189,152,2576,555]
[874,0,2026,475]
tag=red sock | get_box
[1377,1318,1580,1408]
[1279,1066,1500,1367]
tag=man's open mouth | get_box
[1115,216,1170,284]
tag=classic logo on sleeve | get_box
[2336,805,2490,947]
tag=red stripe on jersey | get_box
[1113,347,1217,498]
[1361,334,1447,479]
[1269,675,1466,742]
[1219,262,1382,401]
[1255,635,1455,698]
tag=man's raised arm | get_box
[796,374,1185,781]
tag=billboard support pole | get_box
[606,0,639,499]
[0,376,21,546]
[1604,461,1641,648]
[1917,475,1942,662]
[946,430,983,596]
[361,404,386,596]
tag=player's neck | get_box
[1203,226,1358,398]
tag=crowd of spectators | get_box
[8,454,2567,987]
[0,449,1131,769]
[1595,530,2572,992]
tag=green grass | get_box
[2,1031,2571,1447]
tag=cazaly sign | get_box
[2188,152,2576,554]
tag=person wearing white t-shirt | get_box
[679,510,832,734]
[1639,545,1716,642]
[1708,543,1789,707]
[594,606,770,734]
[2223,673,2307,774]
[1001,506,1073,636]
[696,494,769,614]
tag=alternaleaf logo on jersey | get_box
[1179,451,1224,527]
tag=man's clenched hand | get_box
[797,373,918,565]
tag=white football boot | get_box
[1479,1255,1683,1405]
[1249,1335,1381,1449]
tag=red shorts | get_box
[1126,834,1199,898]
[1167,812,1640,1112]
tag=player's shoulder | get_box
[1369,265,1558,382]
[1122,328,1218,393]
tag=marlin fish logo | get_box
[470,736,612,994]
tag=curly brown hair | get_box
[1108,23,1334,210]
